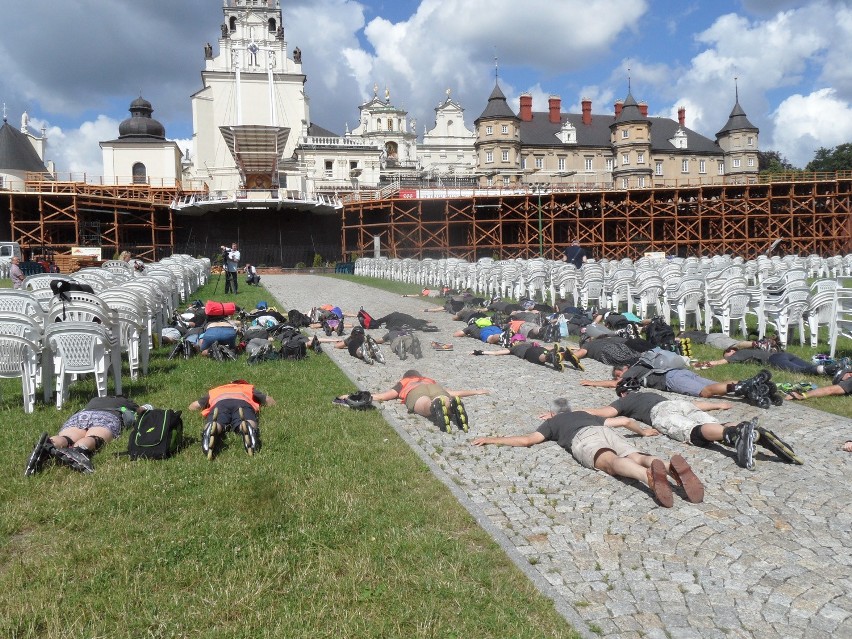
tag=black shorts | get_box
[207,399,258,430]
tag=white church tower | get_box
[189,0,307,194]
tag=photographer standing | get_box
[222,242,240,294]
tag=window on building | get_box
[637,152,645,164]
[733,158,741,168]
[699,160,706,174]
[486,150,494,163]
[486,125,493,135]
[324,160,333,178]
[747,136,754,146]
[584,157,593,172]
[621,129,629,139]
[622,153,629,165]
[638,176,646,187]
[486,176,493,187]
[606,158,615,171]
[748,157,755,167]
[502,150,509,162]
[535,157,543,169]
[558,157,566,171]
[681,159,689,173]
[521,157,527,169]
[132,162,147,184]
[501,124,508,134]
[718,162,725,175]
[655,161,663,176]
[350,161,358,170]
[268,18,277,32]
[621,177,629,188]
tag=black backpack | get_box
[288,309,312,328]
[644,317,677,349]
[128,409,183,460]
[281,334,308,360]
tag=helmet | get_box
[351,325,365,336]
[833,366,852,385]
[615,377,642,397]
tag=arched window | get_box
[229,17,237,32]
[268,18,276,32]
[132,162,147,184]
[385,141,398,159]
[387,119,393,132]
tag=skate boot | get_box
[755,425,802,465]
[55,446,94,473]
[562,348,584,371]
[367,336,385,364]
[310,335,323,354]
[449,396,469,433]
[735,418,756,470]
[359,343,373,365]
[202,408,222,460]
[24,432,56,476]
[732,369,773,408]
[766,381,784,406]
[239,407,260,456]
[549,347,565,372]
[430,397,452,433]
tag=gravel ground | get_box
[262,274,852,639]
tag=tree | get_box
[758,150,797,173]
[805,143,852,172]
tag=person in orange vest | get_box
[366,369,489,433]
[188,380,276,460]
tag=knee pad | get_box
[689,426,712,448]
[59,435,75,448]
[89,435,106,452]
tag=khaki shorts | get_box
[649,400,717,442]
[404,383,447,411]
[570,425,640,470]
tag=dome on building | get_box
[118,96,166,139]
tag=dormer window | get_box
[557,120,576,144]
[669,128,688,149]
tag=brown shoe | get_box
[668,454,705,503]
[646,459,673,508]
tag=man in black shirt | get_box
[562,239,587,268]
[583,391,801,469]
[472,408,704,507]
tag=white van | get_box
[0,242,22,260]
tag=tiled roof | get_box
[716,100,758,136]
[519,112,722,154]
[476,82,519,122]
[0,122,48,172]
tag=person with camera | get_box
[221,242,240,294]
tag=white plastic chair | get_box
[99,291,150,379]
[44,322,119,409]
[0,333,42,413]
[806,279,838,347]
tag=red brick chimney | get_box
[639,101,648,117]
[678,106,686,127]
[519,93,533,122]
[581,98,592,126]
[548,95,561,123]
[614,100,623,118]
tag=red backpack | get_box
[357,308,374,329]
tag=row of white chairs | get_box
[355,253,852,348]
[0,255,209,412]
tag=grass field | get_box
[0,279,579,639]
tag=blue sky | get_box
[1,0,850,176]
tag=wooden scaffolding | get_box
[1,179,181,262]
[341,174,852,261]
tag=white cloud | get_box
[769,88,852,167]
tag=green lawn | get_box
[0,280,578,639]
